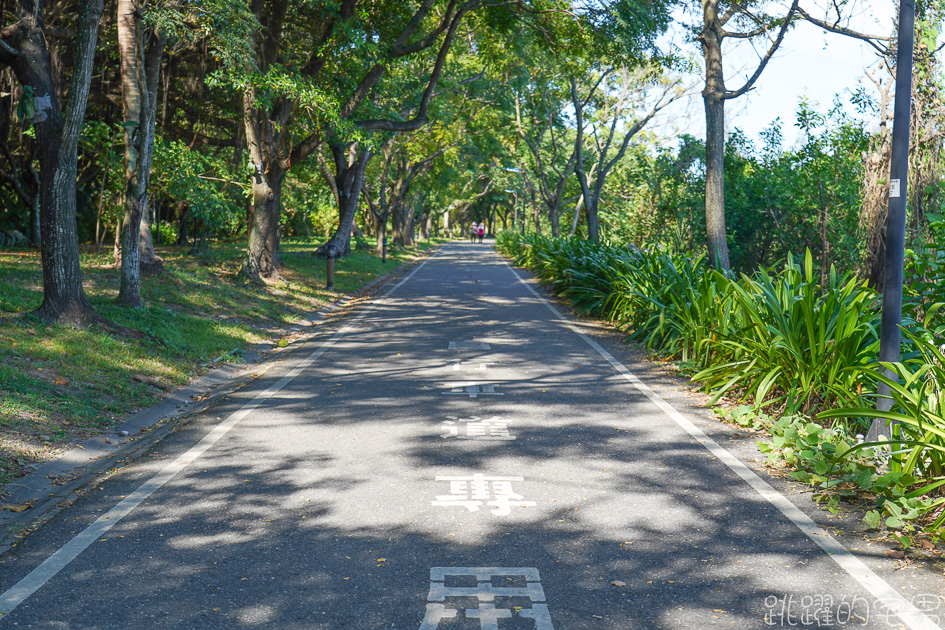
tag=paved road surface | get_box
[0,243,941,629]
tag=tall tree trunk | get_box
[697,0,796,270]
[117,0,166,305]
[703,93,730,270]
[701,1,730,271]
[392,204,407,246]
[1,0,106,325]
[586,197,599,242]
[549,200,560,237]
[240,0,291,279]
[242,80,291,279]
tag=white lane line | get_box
[503,260,941,630]
[0,251,438,620]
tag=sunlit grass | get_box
[0,235,444,484]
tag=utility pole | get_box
[868,0,915,442]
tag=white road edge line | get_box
[0,251,438,620]
[503,259,940,630]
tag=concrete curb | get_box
[0,246,439,555]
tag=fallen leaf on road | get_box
[611,581,626,587]
[2,503,31,512]
[885,550,905,559]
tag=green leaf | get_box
[863,510,882,529]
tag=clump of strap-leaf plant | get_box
[496,231,945,542]
[498,233,879,415]
[690,250,879,415]
[818,329,945,543]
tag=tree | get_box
[363,129,458,251]
[115,0,256,304]
[237,0,490,281]
[508,66,579,237]
[572,65,684,242]
[696,0,798,269]
[0,0,107,325]
[116,0,167,306]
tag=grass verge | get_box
[0,237,443,487]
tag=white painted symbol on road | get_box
[451,361,491,371]
[419,567,555,629]
[444,385,503,398]
[441,416,515,440]
[448,341,491,350]
[432,474,536,515]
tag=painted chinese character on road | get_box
[441,416,515,441]
[432,474,535,516]
[443,385,504,398]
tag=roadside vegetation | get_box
[0,238,440,486]
[1,0,943,560]
[498,231,945,551]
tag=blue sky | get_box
[658,2,899,148]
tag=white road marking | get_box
[0,252,440,620]
[503,259,942,630]
[448,341,491,350]
[421,567,554,629]
[451,361,491,371]
[441,415,515,440]
[432,474,536,515]
[443,384,503,398]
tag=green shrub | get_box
[498,231,945,540]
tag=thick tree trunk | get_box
[321,143,369,258]
[3,0,106,325]
[118,192,145,304]
[392,205,408,246]
[244,167,286,278]
[373,215,388,256]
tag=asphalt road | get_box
[0,242,941,629]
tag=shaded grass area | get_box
[0,237,443,487]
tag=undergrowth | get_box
[497,231,945,548]
[0,237,440,486]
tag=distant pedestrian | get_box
[468,222,477,242]
[477,222,485,244]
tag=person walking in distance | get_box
[477,222,485,244]
[468,221,477,243]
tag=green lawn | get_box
[0,236,445,485]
